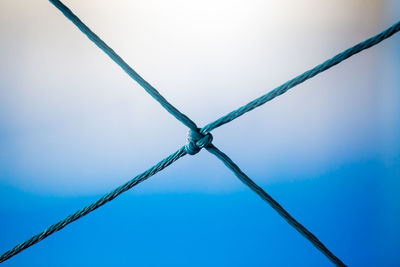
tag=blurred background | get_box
[0,0,399,266]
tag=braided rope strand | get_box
[201,21,400,133]
[206,144,346,267]
[0,147,187,263]
[1,0,399,264]
[49,0,199,132]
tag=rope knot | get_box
[185,129,213,155]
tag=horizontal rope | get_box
[0,146,187,263]
[201,20,400,134]
[49,0,199,132]
[206,144,346,267]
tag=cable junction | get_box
[1,0,399,265]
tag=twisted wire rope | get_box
[1,0,399,265]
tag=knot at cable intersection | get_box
[185,129,213,155]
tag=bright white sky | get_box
[0,0,399,194]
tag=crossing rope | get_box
[206,144,345,266]
[1,0,399,265]
[201,20,400,134]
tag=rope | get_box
[206,144,346,266]
[1,0,399,264]
[201,21,400,134]
[185,128,213,155]
[0,146,187,263]
[48,0,199,132]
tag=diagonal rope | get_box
[206,144,346,267]
[48,0,199,132]
[2,0,399,264]
[0,146,187,263]
[201,21,400,134]
[182,129,346,265]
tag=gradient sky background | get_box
[0,0,399,266]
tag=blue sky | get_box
[0,0,399,266]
